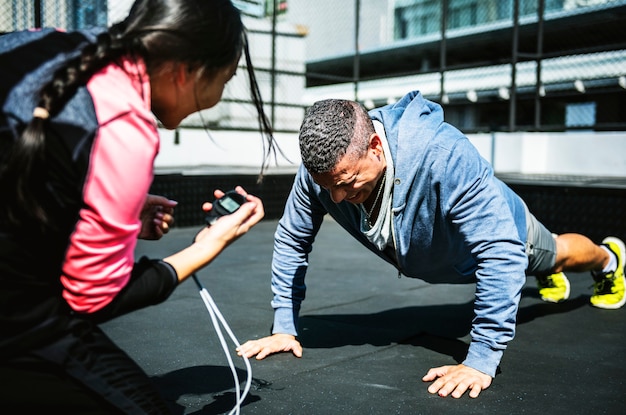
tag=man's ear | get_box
[368,133,383,154]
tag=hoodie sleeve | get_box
[271,165,326,336]
[440,136,527,377]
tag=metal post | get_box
[353,0,360,101]
[34,0,43,28]
[534,0,545,130]
[439,0,448,103]
[509,0,519,132]
[270,0,278,127]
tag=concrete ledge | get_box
[150,172,296,226]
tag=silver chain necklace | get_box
[362,169,386,225]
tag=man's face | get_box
[311,134,386,205]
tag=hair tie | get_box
[33,107,49,120]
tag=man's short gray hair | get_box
[299,99,374,174]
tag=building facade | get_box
[287,0,626,133]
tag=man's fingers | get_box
[237,336,302,360]
[423,364,491,399]
[236,341,259,358]
[255,348,272,360]
[422,366,448,382]
[292,342,303,357]
[468,384,483,398]
[236,339,278,360]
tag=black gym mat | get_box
[102,218,626,414]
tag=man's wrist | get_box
[272,307,298,336]
[463,342,502,377]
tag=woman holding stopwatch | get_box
[0,0,274,413]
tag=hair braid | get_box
[1,31,124,228]
[2,0,280,229]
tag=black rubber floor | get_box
[102,218,626,415]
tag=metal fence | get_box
[2,0,626,133]
[0,0,119,32]
[294,0,626,132]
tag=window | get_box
[448,1,478,29]
[71,0,107,29]
[393,0,440,40]
[565,102,596,128]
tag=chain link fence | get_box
[0,0,126,32]
[2,0,625,133]
[292,0,626,132]
[0,0,302,134]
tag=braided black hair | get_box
[1,0,275,228]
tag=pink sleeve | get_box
[60,62,159,313]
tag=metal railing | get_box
[2,0,625,133]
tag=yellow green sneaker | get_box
[536,272,570,303]
[590,236,625,309]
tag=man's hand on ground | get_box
[237,333,303,360]
[422,364,492,398]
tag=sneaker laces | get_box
[592,244,619,295]
[592,270,616,295]
[537,274,555,288]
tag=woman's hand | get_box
[196,186,265,247]
[138,194,177,240]
[164,186,264,282]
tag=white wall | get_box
[468,131,626,177]
[156,128,626,178]
[154,128,301,174]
